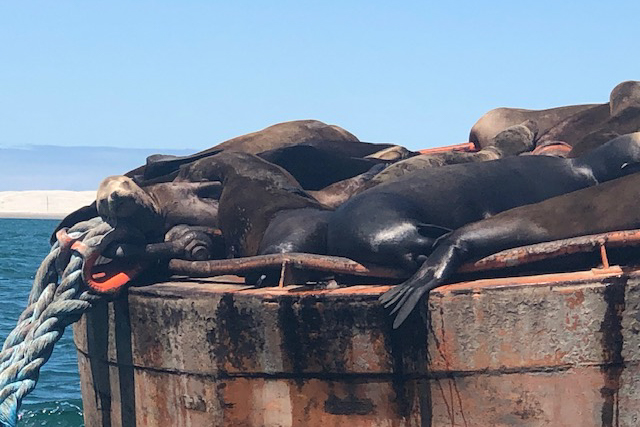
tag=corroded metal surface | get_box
[74,269,640,426]
[167,229,640,284]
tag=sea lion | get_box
[314,120,538,206]
[308,163,387,208]
[137,120,393,183]
[176,151,329,258]
[257,144,386,190]
[538,81,640,154]
[610,80,640,117]
[51,119,383,242]
[381,169,640,328]
[566,82,640,156]
[96,176,221,239]
[536,103,611,146]
[370,120,538,185]
[327,133,640,276]
[365,145,417,161]
[470,104,598,149]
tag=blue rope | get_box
[0,219,109,426]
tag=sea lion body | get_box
[470,104,598,149]
[138,120,392,183]
[51,119,375,242]
[369,121,538,187]
[311,121,538,208]
[328,133,640,273]
[327,156,596,270]
[177,151,329,258]
[257,144,385,190]
[381,169,640,327]
[540,82,640,155]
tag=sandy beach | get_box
[0,190,96,219]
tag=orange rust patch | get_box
[565,290,585,309]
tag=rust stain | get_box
[565,290,585,309]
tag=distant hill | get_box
[0,145,196,191]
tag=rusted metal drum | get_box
[74,268,640,426]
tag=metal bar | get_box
[168,229,640,281]
[418,142,477,155]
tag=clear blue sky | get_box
[1,1,638,152]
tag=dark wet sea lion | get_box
[176,151,329,258]
[381,169,640,328]
[470,104,598,149]
[327,134,640,275]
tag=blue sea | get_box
[0,218,84,426]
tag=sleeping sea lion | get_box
[470,104,598,149]
[310,120,538,209]
[96,176,221,239]
[257,144,386,190]
[51,119,381,243]
[176,151,330,258]
[327,133,640,279]
[381,168,640,328]
[137,119,392,182]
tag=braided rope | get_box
[0,218,112,427]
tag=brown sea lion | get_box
[96,176,220,239]
[470,104,598,149]
[138,119,393,182]
[610,80,640,117]
[52,119,381,243]
[312,120,538,207]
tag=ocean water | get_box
[0,218,84,427]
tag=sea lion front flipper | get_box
[380,240,460,328]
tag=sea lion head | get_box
[610,80,640,117]
[577,132,640,181]
[96,175,164,238]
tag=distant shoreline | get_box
[0,212,69,220]
[0,190,95,220]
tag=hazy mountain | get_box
[0,145,197,191]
